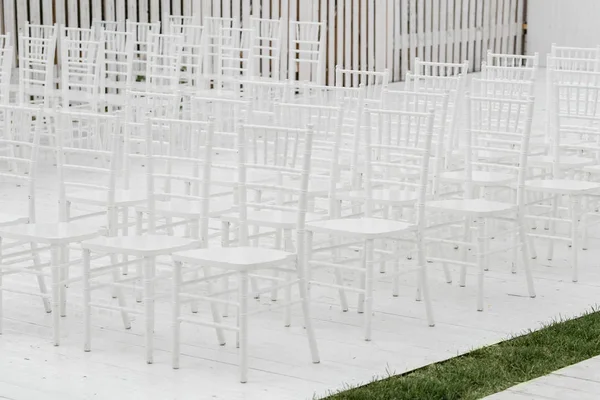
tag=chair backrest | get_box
[126,20,161,82]
[145,32,183,91]
[335,67,389,103]
[405,72,462,162]
[382,89,450,197]
[236,123,314,247]
[486,51,539,68]
[0,105,43,222]
[217,27,254,92]
[240,79,290,123]
[144,116,215,240]
[288,20,326,85]
[481,62,538,82]
[164,15,196,34]
[18,23,58,106]
[550,83,600,176]
[101,30,134,110]
[250,17,284,80]
[413,58,469,77]
[202,17,238,78]
[471,77,535,98]
[550,44,600,60]
[55,110,121,222]
[92,20,120,38]
[176,24,204,90]
[0,44,14,105]
[464,93,534,200]
[363,108,435,225]
[60,26,103,110]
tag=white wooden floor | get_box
[484,356,600,399]
[1,70,600,400]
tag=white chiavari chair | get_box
[201,17,239,89]
[288,21,326,85]
[305,107,437,340]
[425,93,536,311]
[126,20,161,89]
[100,30,134,112]
[0,110,124,346]
[81,116,206,363]
[171,122,320,383]
[250,17,283,81]
[18,23,58,108]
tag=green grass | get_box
[324,308,600,400]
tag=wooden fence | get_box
[0,0,526,84]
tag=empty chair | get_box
[288,20,326,85]
[126,20,161,88]
[171,122,320,382]
[250,17,284,80]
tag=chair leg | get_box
[221,221,230,317]
[546,195,559,261]
[460,217,472,287]
[297,256,320,364]
[59,245,68,317]
[203,266,227,345]
[570,196,580,283]
[51,245,61,346]
[238,271,249,383]
[270,228,283,302]
[363,239,375,341]
[330,234,349,311]
[283,229,294,325]
[144,256,156,364]
[122,207,129,275]
[417,233,435,327]
[357,244,366,314]
[110,258,131,330]
[30,242,51,313]
[135,212,143,303]
[172,261,182,369]
[83,248,92,352]
[519,223,536,298]
[476,218,486,312]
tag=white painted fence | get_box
[0,0,526,84]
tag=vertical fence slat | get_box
[400,0,408,79]
[386,0,393,75]
[29,0,40,25]
[501,0,509,53]
[352,0,359,84]
[424,0,431,62]
[336,0,343,75]
[432,0,439,63]
[482,0,490,55]
[474,0,483,70]
[439,0,447,64]
[360,0,366,74]
[16,0,27,34]
[467,0,475,70]
[150,0,159,22]
[393,0,401,81]
[493,0,502,52]
[367,0,374,70]
[138,0,148,22]
[416,0,423,59]
[515,0,524,56]
[80,0,91,28]
[460,0,469,66]
[327,0,334,84]
[375,0,385,71]
[128,0,138,22]
[344,0,351,72]
[92,0,102,22]
[446,0,454,64]
[452,0,461,63]
[508,0,517,54]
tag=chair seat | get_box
[525,179,600,195]
[583,164,600,174]
[528,155,595,168]
[441,170,514,185]
[220,210,323,229]
[0,222,103,244]
[67,189,146,207]
[136,199,234,218]
[82,235,199,257]
[336,189,419,205]
[426,199,517,216]
[173,246,295,270]
[0,212,29,227]
[306,217,415,239]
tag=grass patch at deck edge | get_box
[321,306,600,400]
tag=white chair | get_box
[81,116,204,363]
[164,15,195,34]
[413,58,469,77]
[0,110,122,346]
[59,26,103,111]
[100,30,134,111]
[425,93,537,311]
[486,51,539,68]
[0,37,13,106]
[18,23,58,108]
[144,32,183,92]
[288,20,326,85]
[526,83,600,282]
[171,122,320,383]
[216,27,254,95]
[250,17,283,80]
[175,24,204,95]
[126,20,161,88]
[0,105,52,331]
[481,62,538,83]
[334,67,390,104]
[306,106,437,341]
[201,17,239,88]
[92,20,120,37]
